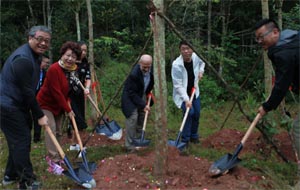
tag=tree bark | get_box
[27,0,36,26]
[276,0,287,115]
[207,0,212,49]
[75,11,81,42]
[276,0,284,30]
[152,0,168,188]
[86,0,98,116]
[261,0,272,96]
[47,0,53,63]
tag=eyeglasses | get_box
[255,29,273,42]
[33,36,51,45]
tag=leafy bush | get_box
[200,76,225,108]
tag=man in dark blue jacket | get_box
[0,25,51,189]
[121,54,154,153]
[254,19,299,186]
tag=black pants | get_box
[31,113,42,142]
[70,92,87,130]
[0,106,36,187]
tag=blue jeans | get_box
[180,96,201,142]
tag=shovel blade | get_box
[167,140,187,151]
[77,161,98,173]
[63,157,96,188]
[79,150,97,174]
[96,120,123,140]
[208,153,242,176]
[133,138,151,147]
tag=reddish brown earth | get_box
[60,128,296,190]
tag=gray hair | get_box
[28,25,52,37]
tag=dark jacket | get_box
[263,30,300,111]
[0,43,44,119]
[121,64,154,118]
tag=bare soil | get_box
[60,127,296,190]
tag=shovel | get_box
[208,113,261,176]
[168,87,196,151]
[70,116,97,174]
[132,92,152,147]
[44,125,96,188]
[76,79,122,140]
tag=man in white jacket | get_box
[171,41,205,146]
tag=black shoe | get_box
[2,175,17,186]
[190,138,200,144]
[19,181,41,190]
[67,124,73,139]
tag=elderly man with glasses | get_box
[0,25,51,189]
[254,19,299,187]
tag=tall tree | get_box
[276,0,284,30]
[69,0,85,41]
[86,0,98,115]
[152,0,168,188]
[46,0,53,63]
[207,0,212,50]
[261,0,272,96]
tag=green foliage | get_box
[200,76,225,108]
[283,4,300,30]
[96,60,131,108]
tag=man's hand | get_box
[144,105,150,113]
[185,100,192,108]
[38,115,48,126]
[257,106,267,117]
[198,72,204,81]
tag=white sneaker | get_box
[69,144,80,151]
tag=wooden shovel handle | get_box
[142,93,152,131]
[241,113,261,145]
[78,80,103,116]
[179,87,196,132]
[70,116,84,150]
[44,125,65,158]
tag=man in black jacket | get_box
[0,25,50,189]
[254,19,299,186]
[121,54,154,153]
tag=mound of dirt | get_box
[92,147,258,190]
[60,127,295,189]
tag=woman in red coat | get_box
[37,41,81,164]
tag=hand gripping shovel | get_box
[70,116,97,174]
[76,79,122,140]
[208,113,261,176]
[44,125,96,188]
[168,87,196,151]
[132,92,152,147]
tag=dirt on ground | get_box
[60,127,296,190]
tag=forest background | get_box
[0,0,300,189]
[1,0,299,109]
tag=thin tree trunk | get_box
[276,0,287,115]
[75,11,81,42]
[27,0,36,26]
[207,0,211,50]
[277,0,284,30]
[43,0,46,25]
[86,0,98,116]
[47,0,53,64]
[152,0,168,188]
[261,0,272,96]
